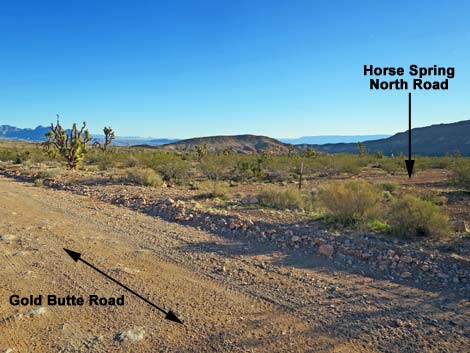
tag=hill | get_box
[161,134,291,154]
[279,134,390,145]
[299,120,470,157]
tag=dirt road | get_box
[0,176,468,352]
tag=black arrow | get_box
[63,248,183,325]
[405,92,415,178]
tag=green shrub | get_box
[36,167,62,179]
[157,159,191,185]
[211,181,229,199]
[451,160,470,188]
[257,185,314,211]
[319,180,382,226]
[377,181,400,194]
[379,156,405,175]
[126,168,163,187]
[33,178,44,187]
[368,219,391,233]
[388,195,450,238]
[125,156,140,168]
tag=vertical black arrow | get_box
[405,92,415,178]
[63,248,183,324]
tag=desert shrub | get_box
[388,195,450,238]
[319,180,382,225]
[451,159,470,188]
[33,178,44,187]
[125,155,140,168]
[379,156,405,175]
[377,181,400,194]
[199,155,235,181]
[368,219,391,233]
[157,159,191,185]
[419,192,447,206]
[126,167,163,187]
[210,181,229,199]
[0,147,20,162]
[36,167,62,179]
[257,185,314,211]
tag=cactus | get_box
[93,126,115,151]
[195,144,207,161]
[45,115,92,169]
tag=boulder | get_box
[452,220,469,233]
[318,244,334,257]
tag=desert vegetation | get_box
[0,136,468,243]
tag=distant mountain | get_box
[161,134,290,154]
[0,125,50,141]
[2,120,469,156]
[280,135,390,145]
[0,124,178,146]
[298,120,470,156]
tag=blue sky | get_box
[1,0,469,138]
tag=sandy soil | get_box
[0,176,468,352]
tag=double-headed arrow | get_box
[63,248,183,325]
[405,92,415,178]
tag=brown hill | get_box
[161,134,291,154]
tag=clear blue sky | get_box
[1,0,469,138]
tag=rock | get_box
[318,244,334,257]
[421,264,430,272]
[437,272,449,279]
[285,230,294,237]
[291,235,301,242]
[401,256,413,264]
[27,307,48,317]
[4,349,14,353]
[314,238,326,246]
[452,220,469,233]
[241,196,259,205]
[0,234,15,241]
[164,198,175,206]
[115,327,145,343]
[401,272,413,279]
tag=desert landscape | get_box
[2,1,469,352]
[0,122,469,352]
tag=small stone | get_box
[241,196,259,205]
[451,220,469,233]
[318,244,334,257]
[291,235,300,242]
[27,307,48,317]
[0,234,15,241]
[421,264,430,272]
[115,328,145,343]
[437,272,449,279]
[401,256,413,264]
[401,272,413,279]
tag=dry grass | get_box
[257,185,314,211]
[126,167,163,187]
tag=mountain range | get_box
[1,120,469,156]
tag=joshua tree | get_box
[357,142,367,157]
[93,126,115,151]
[305,147,317,158]
[44,115,92,169]
[195,144,208,161]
